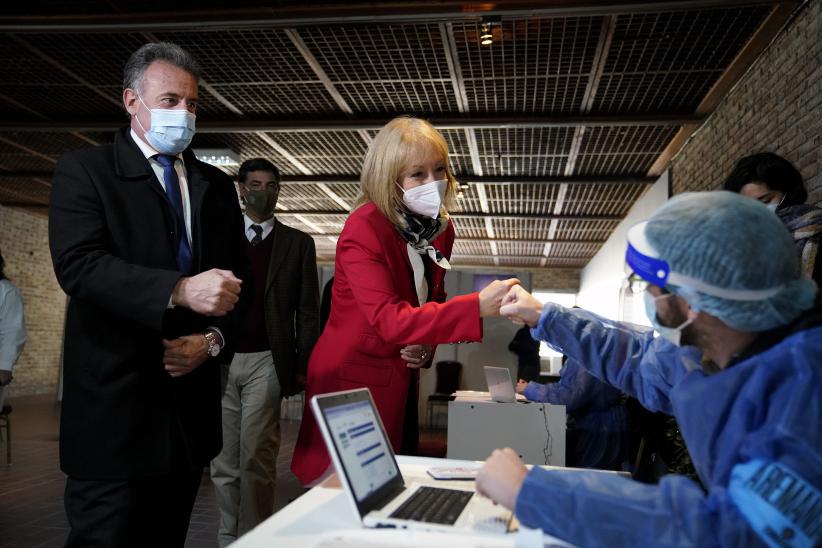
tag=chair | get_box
[426,361,462,429]
[0,404,11,466]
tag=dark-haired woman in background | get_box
[724,152,822,285]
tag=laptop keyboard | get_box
[389,486,473,525]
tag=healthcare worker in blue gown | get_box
[476,191,822,548]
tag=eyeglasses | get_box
[626,271,669,295]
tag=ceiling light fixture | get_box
[480,23,493,46]
[193,148,240,167]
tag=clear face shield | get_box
[624,222,785,344]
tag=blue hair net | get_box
[643,191,817,331]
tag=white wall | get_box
[576,171,670,320]
[417,269,531,423]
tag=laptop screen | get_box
[324,399,398,500]
[313,389,405,516]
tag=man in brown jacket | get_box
[210,158,320,546]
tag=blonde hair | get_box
[355,116,457,226]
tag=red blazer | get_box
[291,202,482,485]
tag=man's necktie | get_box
[155,154,193,273]
[250,224,263,246]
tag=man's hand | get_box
[500,285,544,327]
[0,370,12,386]
[400,344,434,369]
[171,269,241,317]
[163,335,210,378]
[516,379,528,395]
[476,448,529,511]
[478,278,521,318]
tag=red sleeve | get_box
[337,213,482,346]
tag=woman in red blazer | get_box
[291,116,518,485]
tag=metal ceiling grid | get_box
[296,23,459,113]
[271,131,367,175]
[575,125,678,175]
[0,131,95,157]
[277,183,340,211]
[498,257,547,267]
[189,133,295,174]
[20,32,149,87]
[278,212,347,234]
[158,28,320,84]
[594,71,717,113]
[451,185,481,213]
[336,80,460,114]
[450,216,487,239]
[454,16,600,113]
[204,82,340,116]
[475,127,572,176]
[562,183,647,216]
[439,129,471,175]
[553,219,621,241]
[0,178,50,204]
[453,240,493,256]
[489,217,556,240]
[325,182,361,204]
[0,35,77,86]
[594,6,771,113]
[547,242,602,258]
[541,257,589,267]
[483,182,562,215]
[298,23,451,82]
[605,8,771,74]
[0,83,123,120]
[497,240,547,256]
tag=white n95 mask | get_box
[399,179,447,219]
[135,95,196,155]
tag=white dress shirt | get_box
[130,129,192,246]
[243,214,276,243]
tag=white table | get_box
[447,396,566,466]
[232,455,573,547]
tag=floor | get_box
[0,395,447,547]
[0,394,304,548]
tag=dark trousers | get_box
[400,373,419,456]
[64,465,203,548]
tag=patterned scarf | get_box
[395,211,451,269]
[778,203,822,279]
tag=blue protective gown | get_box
[515,304,822,547]
[523,360,628,469]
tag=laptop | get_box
[484,366,520,403]
[311,388,513,534]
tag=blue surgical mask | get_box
[643,291,694,346]
[135,95,196,155]
[764,193,786,214]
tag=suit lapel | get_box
[266,222,291,295]
[113,129,176,253]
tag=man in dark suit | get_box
[48,42,247,547]
[210,158,319,545]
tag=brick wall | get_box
[528,267,581,291]
[671,1,821,204]
[0,206,65,399]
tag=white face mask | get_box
[764,193,786,214]
[643,291,694,347]
[398,179,447,219]
[134,95,196,155]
